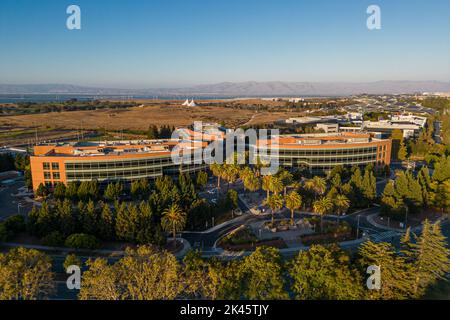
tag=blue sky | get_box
[0,0,449,88]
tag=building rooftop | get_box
[257,132,388,148]
[33,139,207,158]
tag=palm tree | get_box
[285,191,302,226]
[262,175,273,202]
[267,194,284,225]
[161,204,187,248]
[210,163,223,190]
[240,166,253,183]
[306,176,326,200]
[313,197,333,232]
[335,194,350,223]
[270,176,284,196]
[278,169,293,197]
[244,173,260,194]
[224,164,239,191]
[311,176,327,198]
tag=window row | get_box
[43,171,60,180]
[65,158,173,170]
[66,168,163,180]
[277,148,378,156]
[43,162,60,170]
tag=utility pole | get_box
[404,205,409,229]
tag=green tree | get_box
[36,183,49,198]
[313,197,333,231]
[239,247,288,300]
[196,171,208,189]
[277,169,293,197]
[358,241,414,299]
[161,204,187,247]
[398,139,408,161]
[53,182,66,200]
[404,220,450,298]
[79,258,121,300]
[289,244,365,300]
[227,189,239,216]
[57,199,76,236]
[210,163,224,190]
[99,203,115,240]
[305,176,326,199]
[285,191,302,226]
[361,169,377,203]
[0,248,55,300]
[65,181,79,200]
[262,175,273,202]
[63,253,81,271]
[80,246,182,300]
[334,194,350,222]
[267,194,284,225]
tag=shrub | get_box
[41,231,65,247]
[64,234,100,250]
[0,223,12,242]
[3,215,26,233]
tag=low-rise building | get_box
[255,132,391,175]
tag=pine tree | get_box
[65,182,79,201]
[406,220,450,298]
[358,241,414,299]
[58,199,76,236]
[432,155,450,182]
[53,183,66,200]
[99,203,115,240]
[130,180,141,199]
[82,200,98,235]
[115,203,139,242]
[398,139,408,161]
[362,169,376,202]
[136,201,154,244]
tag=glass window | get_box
[43,162,50,170]
[44,172,51,179]
[53,172,60,180]
[52,162,59,170]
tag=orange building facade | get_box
[30,140,210,191]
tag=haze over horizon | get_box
[2,80,450,96]
[1,0,449,88]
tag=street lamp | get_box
[17,203,23,215]
[356,215,361,239]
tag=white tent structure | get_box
[182,99,190,106]
[187,99,197,107]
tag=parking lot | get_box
[0,178,34,220]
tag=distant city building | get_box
[315,123,339,133]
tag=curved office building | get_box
[255,132,392,174]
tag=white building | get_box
[315,123,339,133]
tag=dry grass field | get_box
[0,100,305,132]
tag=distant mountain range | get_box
[1,81,450,97]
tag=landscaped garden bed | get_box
[218,225,287,251]
[300,218,355,246]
